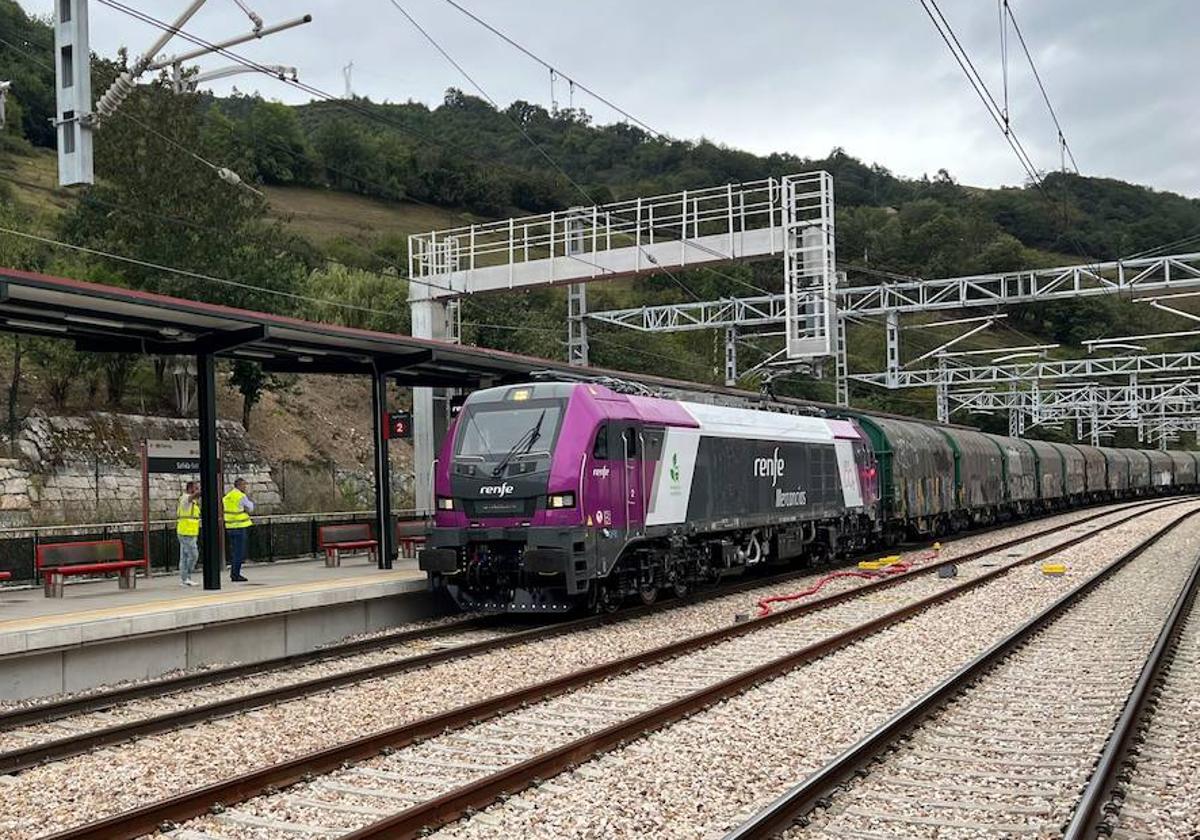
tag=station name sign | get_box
[146,439,202,474]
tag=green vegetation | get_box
[1,0,1198,445]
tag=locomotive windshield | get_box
[453,401,564,462]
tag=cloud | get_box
[27,0,1199,196]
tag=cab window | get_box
[643,427,664,461]
[621,426,639,458]
[592,425,609,460]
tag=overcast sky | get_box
[23,0,1200,197]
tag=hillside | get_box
[2,0,1199,449]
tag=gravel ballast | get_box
[1105,572,1200,839]
[786,513,1200,838]
[421,504,1198,840]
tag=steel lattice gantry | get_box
[952,380,1200,446]
[590,250,1200,433]
[408,173,836,358]
[591,251,1200,327]
[952,380,1200,413]
[849,351,1200,389]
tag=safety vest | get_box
[176,496,200,537]
[223,489,253,529]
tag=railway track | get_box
[723,510,1200,840]
[1071,545,1200,839]
[0,499,1160,776]
[41,499,1193,840]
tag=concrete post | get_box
[411,299,449,515]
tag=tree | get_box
[59,75,310,311]
[55,75,310,421]
[301,265,409,333]
[103,355,138,408]
[312,118,384,196]
[228,360,295,431]
[219,94,317,185]
[0,1,56,146]
[27,339,77,410]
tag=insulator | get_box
[217,167,243,187]
[95,71,136,120]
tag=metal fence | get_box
[0,509,419,584]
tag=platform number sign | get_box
[387,411,413,440]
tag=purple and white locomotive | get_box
[419,381,878,612]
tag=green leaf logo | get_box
[669,452,680,484]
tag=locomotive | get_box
[418,380,1200,613]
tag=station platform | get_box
[0,557,434,701]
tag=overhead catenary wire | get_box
[433,0,668,139]
[462,319,717,378]
[915,0,1099,276]
[0,164,473,300]
[0,33,54,72]
[114,109,263,196]
[1121,230,1200,261]
[384,0,768,301]
[55,4,889,347]
[0,212,700,371]
[0,176,705,363]
[917,0,1042,186]
[2,171,423,295]
[1001,0,1080,174]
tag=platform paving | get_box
[0,556,427,656]
[0,555,435,700]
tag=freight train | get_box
[418,380,1199,613]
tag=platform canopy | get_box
[0,267,579,386]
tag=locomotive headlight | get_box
[436,496,456,511]
[547,492,576,509]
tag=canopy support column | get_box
[372,367,395,569]
[197,351,222,590]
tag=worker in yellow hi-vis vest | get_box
[223,478,255,582]
[176,480,200,587]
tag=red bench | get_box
[318,523,378,567]
[36,540,144,598]
[396,519,429,559]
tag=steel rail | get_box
[45,499,1188,840]
[0,543,957,774]
[1062,529,1200,838]
[338,501,1197,840]
[37,500,1187,840]
[0,615,493,730]
[721,508,1200,840]
[5,498,1160,774]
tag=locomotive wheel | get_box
[672,579,690,599]
[594,585,622,614]
[638,585,659,606]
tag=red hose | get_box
[754,548,939,617]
